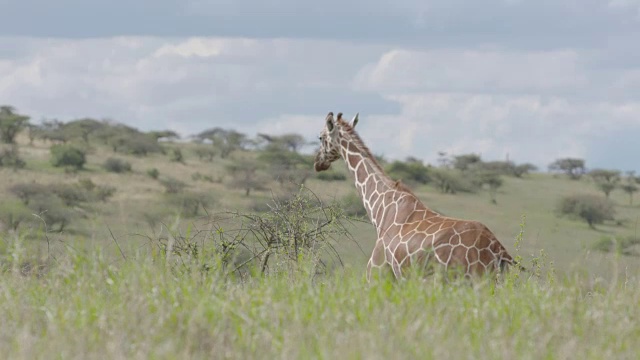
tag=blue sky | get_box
[1,0,639,171]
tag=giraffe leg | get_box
[390,257,403,280]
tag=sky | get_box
[1,0,639,171]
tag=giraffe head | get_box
[314,111,359,172]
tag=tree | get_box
[148,130,180,142]
[0,106,30,144]
[258,133,308,153]
[436,151,451,168]
[109,133,163,156]
[452,153,482,172]
[0,145,26,170]
[61,118,105,142]
[37,119,69,143]
[548,158,585,180]
[27,193,71,232]
[430,168,475,194]
[225,159,268,196]
[557,194,616,229]
[475,171,504,204]
[512,163,538,178]
[196,128,248,158]
[589,169,620,199]
[621,171,639,205]
[621,183,638,205]
[193,145,217,162]
[386,158,431,186]
[257,143,313,186]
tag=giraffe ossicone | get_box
[314,111,516,281]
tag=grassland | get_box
[1,133,639,359]
[1,238,639,359]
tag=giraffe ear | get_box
[350,113,359,128]
[326,112,335,131]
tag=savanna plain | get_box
[0,113,639,359]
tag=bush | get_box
[110,134,163,156]
[76,177,116,202]
[0,200,32,231]
[430,168,475,194]
[147,168,160,179]
[159,177,187,194]
[557,194,616,229]
[592,236,640,256]
[50,144,86,170]
[9,182,49,205]
[48,183,91,206]
[193,146,216,162]
[103,157,132,173]
[27,193,72,232]
[316,171,347,182]
[169,148,184,163]
[0,145,26,170]
[192,172,214,183]
[157,186,351,278]
[386,160,430,185]
[166,192,215,217]
[341,193,367,217]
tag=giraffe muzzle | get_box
[314,160,331,172]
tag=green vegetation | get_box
[386,157,431,186]
[1,231,639,359]
[592,235,640,256]
[549,158,586,180]
[0,105,639,358]
[557,194,616,229]
[50,144,86,170]
[589,169,621,198]
[0,106,30,144]
[0,145,26,170]
[103,157,132,173]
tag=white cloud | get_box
[0,35,638,171]
[353,48,587,94]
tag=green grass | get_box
[2,134,640,358]
[1,233,639,359]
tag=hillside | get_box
[1,123,638,282]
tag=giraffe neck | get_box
[337,127,401,229]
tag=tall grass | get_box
[1,229,639,359]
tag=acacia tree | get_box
[0,106,30,144]
[589,169,620,199]
[557,194,616,229]
[258,133,308,153]
[548,158,585,180]
[452,153,482,172]
[257,143,313,187]
[225,159,268,196]
[512,163,538,178]
[620,171,639,205]
[474,170,504,204]
[196,128,247,158]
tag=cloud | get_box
[0,4,639,172]
[353,49,587,95]
[0,36,397,133]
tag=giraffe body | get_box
[314,112,515,281]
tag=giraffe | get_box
[314,112,516,282]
